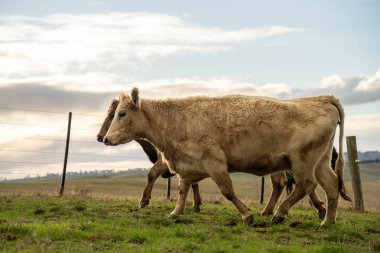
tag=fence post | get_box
[59,112,72,196]
[260,176,265,204]
[346,136,364,212]
[167,177,171,199]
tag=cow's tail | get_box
[331,96,352,202]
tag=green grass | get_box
[0,195,379,253]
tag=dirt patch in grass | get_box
[252,221,269,228]
[1,233,16,241]
[224,220,238,227]
[34,209,45,215]
[289,221,302,228]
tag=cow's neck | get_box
[140,99,179,154]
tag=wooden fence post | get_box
[346,136,364,212]
[59,112,72,196]
[260,176,265,204]
[167,177,171,199]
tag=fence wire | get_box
[0,106,150,180]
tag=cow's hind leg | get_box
[205,161,253,225]
[309,190,326,219]
[272,161,317,224]
[191,183,202,212]
[315,153,339,227]
[169,178,191,219]
[140,161,168,208]
[261,172,287,216]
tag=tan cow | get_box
[99,98,334,219]
[96,99,202,211]
[104,88,351,227]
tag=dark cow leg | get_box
[140,160,169,208]
[315,151,340,227]
[261,172,287,216]
[205,161,253,225]
[169,178,191,219]
[191,183,202,212]
[309,190,326,219]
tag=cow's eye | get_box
[119,111,127,117]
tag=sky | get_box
[0,0,379,180]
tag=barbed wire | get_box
[0,160,147,169]
[0,137,98,144]
[356,138,380,142]
[0,106,103,118]
[0,107,67,115]
[0,122,98,131]
[0,149,147,159]
[1,105,379,182]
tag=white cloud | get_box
[298,68,380,105]
[130,77,293,99]
[320,75,346,89]
[0,12,302,83]
[355,68,380,91]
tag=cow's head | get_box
[104,88,146,146]
[96,99,119,142]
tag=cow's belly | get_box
[226,151,292,176]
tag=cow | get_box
[99,99,337,219]
[104,88,351,227]
[97,99,202,211]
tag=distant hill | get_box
[3,168,149,183]
[344,151,380,163]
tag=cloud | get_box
[1,67,379,114]
[0,82,115,112]
[1,68,380,179]
[355,68,380,91]
[320,75,346,89]
[120,68,380,106]
[0,12,302,82]
[300,68,380,105]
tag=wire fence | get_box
[0,107,380,179]
[0,106,151,180]
[1,106,380,208]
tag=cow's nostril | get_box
[104,137,110,145]
[97,135,103,142]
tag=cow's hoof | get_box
[139,199,149,208]
[317,220,335,230]
[243,214,254,225]
[260,210,273,216]
[271,216,285,224]
[168,213,179,220]
[318,208,326,220]
[193,206,201,213]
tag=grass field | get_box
[0,165,379,252]
[0,195,379,253]
[1,168,380,211]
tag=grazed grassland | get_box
[1,170,379,210]
[0,195,379,253]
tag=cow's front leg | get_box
[191,183,202,212]
[205,160,253,225]
[140,161,168,208]
[169,178,191,220]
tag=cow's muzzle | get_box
[97,135,103,143]
[103,137,113,146]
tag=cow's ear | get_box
[131,87,141,108]
[112,99,119,106]
[119,93,127,102]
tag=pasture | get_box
[1,168,380,252]
[0,195,379,253]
